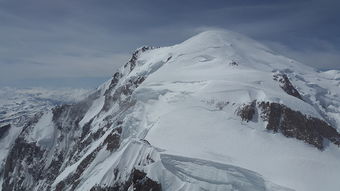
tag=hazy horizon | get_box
[1,0,339,88]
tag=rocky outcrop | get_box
[90,169,161,191]
[124,46,154,72]
[3,137,45,191]
[237,100,256,122]
[55,146,103,191]
[237,100,340,150]
[229,61,238,66]
[273,72,303,100]
[259,101,340,150]
[0,124,10,139]
[104,127,121,152]
[102,47,153,112]
[129,169,161,191]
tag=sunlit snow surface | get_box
[57,31,339,191]
[65,31,338,191]
[5,31,340,191]
[139,31,340,190]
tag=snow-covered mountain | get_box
[1,30,340,191]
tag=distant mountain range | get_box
[0,87,90,184]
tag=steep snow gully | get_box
[1,30,340,191]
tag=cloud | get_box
[0,0,339,87]
[265,40,340,70]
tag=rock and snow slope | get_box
[0,87,90,189]
[2,30,340,191]
[0,87,89,127]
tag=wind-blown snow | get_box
[25,111,55,147]
[79,96,105,128]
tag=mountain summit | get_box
[1,30,340,191]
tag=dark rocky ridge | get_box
[90,169,161,191]
[237,100,256,122]
[0,124,11,139]
[123,46,154,72]
[3,137,45,191]
[273,72,303,100]
[102,46,153,112]
[259,101,340,150]
[2,97,97,190]
[237,100,340,150]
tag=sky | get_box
[0,0,339,88]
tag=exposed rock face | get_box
[273,72,303,100]
[102,47,153,112]
[90,169,161,191]
[55,146,103,191]
[237,100,256,122]
[104,127,122,152]
[124,46,154,72]
[0,124,10,139]
[229,61,238,66]
[236,100,340,150]
[129,169,161,191]
[104,46,153,99]
[2,99,96,190]
[259,101,340,150]
[3,137,45,191]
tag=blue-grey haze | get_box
[0,0,339,88]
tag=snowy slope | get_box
[2,30,340,191]
[0,87,90,189]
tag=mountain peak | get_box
[183,29,267,50]
[1,30,340,191]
